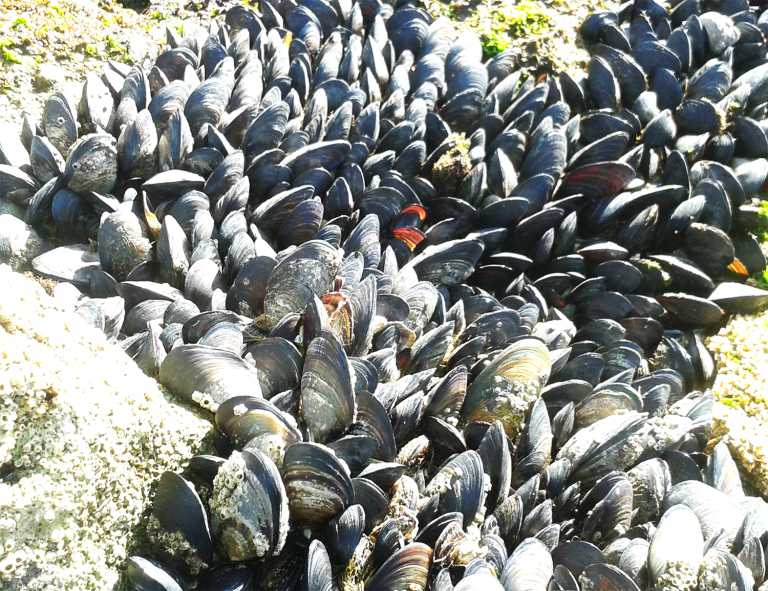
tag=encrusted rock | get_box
[707,303,768,498]
[0,265,213,590]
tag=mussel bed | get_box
[2,0,768,588]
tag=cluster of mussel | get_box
[4,0,768,587]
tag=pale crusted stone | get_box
[706,299,768,497]
[0,265,212,590]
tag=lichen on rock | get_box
[0,265,213,590]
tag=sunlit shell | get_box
[461,338,551,438]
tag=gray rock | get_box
[0,266,213,591]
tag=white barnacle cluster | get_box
[656,559,701,591]
[210,451,248,525]
[209,451,274,560]
[389,476,419,513]
[0,344,55,468]
[191,390,219,413]
[395,434,430,471]
[488,377,535,435]
[697,549,755,591]
[455,523,487,564]
[244,431,287,467]
[146,514,207,576]
[0,266,211,590]
[616,429,651,472]
[642,414,692,454]
[578,573,598,591]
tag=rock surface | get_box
[707,307,768,498]
[0,265,213,590]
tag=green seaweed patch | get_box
[504,0,551,37]
[1,38,21,64]
[719,386,767,409]
[721,393,747,409]
[481,30,510,58]
[475,0,551,58]
[757,268,768,290]
[753,200,768,243]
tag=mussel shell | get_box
[281,442,354,529]
[264,239,342,328]
[148,471,213,575]
[215,395,301,465]
[461,338,551,439]
[500,538,553,591]
[209,449,288,561]
[126,556,188,591]
[300,331,356,444]
[366,542,432,591]
[243,334,299,391]
[159,344,262,409]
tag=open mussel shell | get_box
[461,338,551,439]
[147,471,213,576]
[209,449,289,561]
[281,442,354,529]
